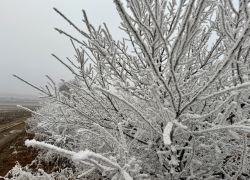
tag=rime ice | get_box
[9,0,250,179]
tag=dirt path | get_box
[0,117,27,152]
[0,117,27,132]
[0,117,37,178]
[0,116,75,178]
[0,107,37,125]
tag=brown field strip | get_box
[0,117,28,133]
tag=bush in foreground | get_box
[6,0,250,179]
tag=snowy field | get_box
[0,93,40,111]
[0,104,39,112]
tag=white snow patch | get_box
[163,122,173,145]
[10,130,22,133]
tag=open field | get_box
[0,105,39,178]
[0,105,76,179]
[0,119,75,179]
[0,121,37,178]
[0,105,39,125]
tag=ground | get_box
[0,107,38,179]
[0,105,37,124]
[0,107,76,179]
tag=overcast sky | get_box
[0,0,126,96]
[1,1,239,97]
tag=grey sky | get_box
[0,0,126,96]
[0,1,239,96]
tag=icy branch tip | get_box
[72,150,91,162]
[93,86,108,92]
[25,139,36,147]
[163,122,173,146]
[173,120,188,129]
[92,85,100,90]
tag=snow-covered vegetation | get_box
[5,0,250,179]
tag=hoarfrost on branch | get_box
[8,0,250,179]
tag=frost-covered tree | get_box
[58,79,80,100]
[11,0,250,179]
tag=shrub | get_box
[11,0,250,179]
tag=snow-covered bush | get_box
[1,162,75,180]
[12,0,250,179]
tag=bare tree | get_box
[10,0,250,179]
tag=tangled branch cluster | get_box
[6,0,250,179]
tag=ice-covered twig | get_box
[198,82,250,101]
[53,8,90,39]
[230,134,248,180]
[176,125,250,136]
[92,123,125,150]
[113,0,177,112]
[13,75,49,95]
[77,168,95,178]
[163,122,173,145]
[26,139,74,155]
[180,19,250,114]
[17,105,51,122]
[25,139,132,179]
[172,120,188,129]
[93,86,162,134]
